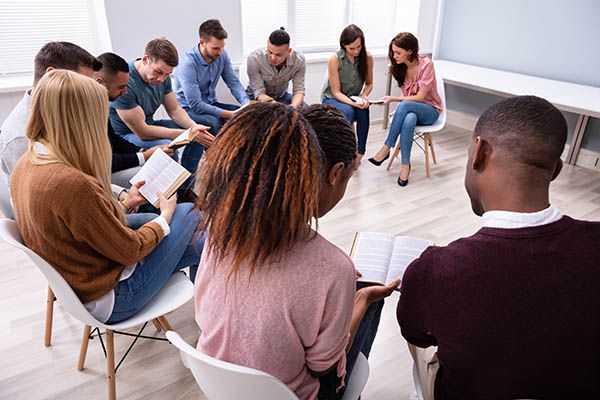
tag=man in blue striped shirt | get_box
[173,19,250,136]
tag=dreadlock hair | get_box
[195,102,323,276]
[300,104,357,173]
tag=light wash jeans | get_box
[385,101,439,164]
[322,98,369,155]
[184,102,239,137]
[106,203,205,323]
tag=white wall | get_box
[1,0,434,126]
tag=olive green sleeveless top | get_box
[322,48,364,99]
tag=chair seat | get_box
[101,272,193,331]
[414,116,446,134]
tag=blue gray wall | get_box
[437,0,600,152]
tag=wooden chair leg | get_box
[428,133,437,164]
[77,325,92,371]
[424,134,430,178]
[151,319,163,332]
[386,142,401,171]
[156,316,173,332]
[44,286,55,347]
[106,329,116,400]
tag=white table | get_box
[433,60,600,164]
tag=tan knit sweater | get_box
[10,158,164,303]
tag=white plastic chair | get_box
[166,330,370,400]
[0,172,14,220]
[0,218,194,400]
[387,76,447,177]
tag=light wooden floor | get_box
[1,123,599,400]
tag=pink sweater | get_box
[194,232,356,400]
[401,56,443,113]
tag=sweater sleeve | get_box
[63,176,164,266]
[397,247,439,348]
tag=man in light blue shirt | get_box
[173,19,250,135]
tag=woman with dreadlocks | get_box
[193,102,397,400]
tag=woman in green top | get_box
[322,25,374,164]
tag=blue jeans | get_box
[184,102,239,136]
[106,203,205,323]
[317,282,385,398]
[249,92,308,108]
[122,119,205,190]
[322,98,369,155]
[126,213,158,229]
[385,101,439,164]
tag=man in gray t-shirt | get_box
[246,28,306,109]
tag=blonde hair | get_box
[26,69,124,222]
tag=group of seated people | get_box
[0,17,598,400]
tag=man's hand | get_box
[192,124,215,147]
[142,145,173,161]
[221,109,235,119]
[358,279,401,304]
[257,94,274,103]
[125,180,149,209]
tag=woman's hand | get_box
[157,192,177,224]
[381,95,396,105]
[124,180,148,210]
[358,279,401,304]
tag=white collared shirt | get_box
[482,204,563,229]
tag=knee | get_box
[403,112,417,127]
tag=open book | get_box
[168,128,199,150]
[233,100,259,113]
[350,96,385,105]
[350,232,433,286]
[129,148,191,207]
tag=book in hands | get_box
[350,96,384,105]
[168,128,200,150]
[350,232,433,286]
[233,100,259,113]
[129,148,191,208]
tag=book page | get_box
[369,98,385,104]
[168,128,191,148]
[129,148,191,207]
[352,232,395,284]
[385,236,434,284]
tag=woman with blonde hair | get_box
[10,70,204,324]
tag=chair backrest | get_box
[436,76,447,126]
[0,173,15,219]
[320,68,330,102]
[166,331,298,400]
[0,218,100,326]
[238,58,250,90]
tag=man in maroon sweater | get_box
[397,96,600,399]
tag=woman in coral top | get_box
[369,32,442,186]
[194,103,398,400]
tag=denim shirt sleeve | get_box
[177,55,222,117]
[221,52,250,105]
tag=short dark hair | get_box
[97,52,129,77]
[145,38,179,67]
[301,104,357,171]
[199,19,228,41]
[474,96,567,172]
[269,27,290,46]
[33,41,102,85]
